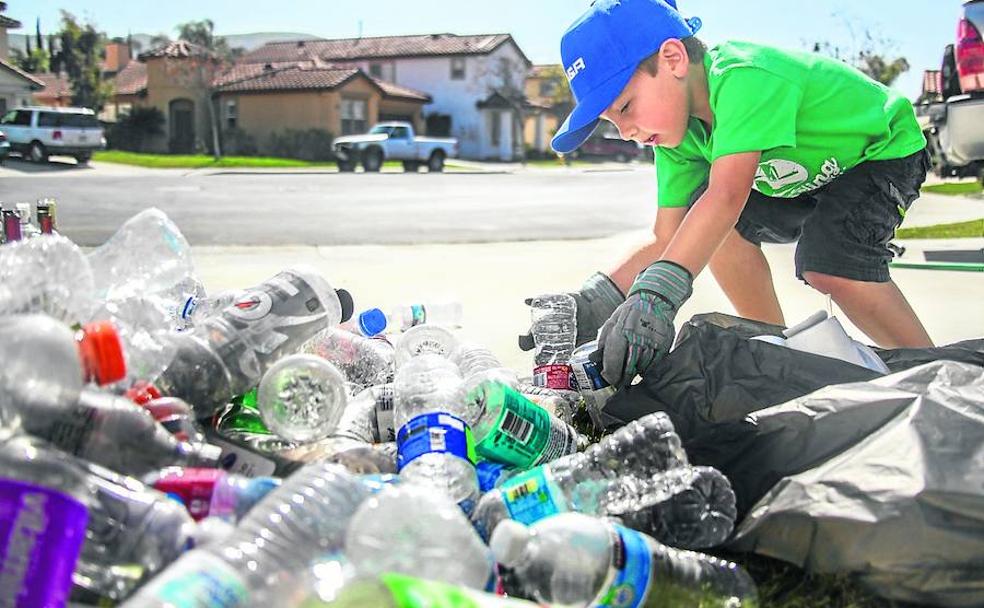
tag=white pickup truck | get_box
[332,122,458,173]
[0,106,106,164]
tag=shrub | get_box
[220,128,258,156]
[264,128,335,161]
[107,106,165,152]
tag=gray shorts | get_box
[731,148,931,283]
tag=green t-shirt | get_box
[656,41,926,206]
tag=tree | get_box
[10,46,50,73]
[810,16,910,87]
[55,11,112,111]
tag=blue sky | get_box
[13,1,968,99]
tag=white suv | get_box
[0,106,106,164]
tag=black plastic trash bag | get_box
[602,313,984,516]
[729,361,984,608]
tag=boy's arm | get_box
[607,206,688,294]
[597,151,761,386]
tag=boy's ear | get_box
[659,39,690,78]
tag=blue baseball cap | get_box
[551,0,702,154]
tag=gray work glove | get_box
[518,272,625,351]
[594,261,693,387]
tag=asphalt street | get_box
[0,158,658,246]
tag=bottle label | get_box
[211,436,278,478]
[475,385,577,469]
[0,480,89,608]
[571,345,611,391]
[533,364,575,390]
[147,552,248,607]
[410,304,427,328]
[372,386,396,442]
[152,469,224,521]
[380,572,531,608]
[396,413,476,471]
[591,524,654,608]
[500,467,567,525]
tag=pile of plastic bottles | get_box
[0,204,758,607]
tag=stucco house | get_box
[239,33,534,160]
[0,5,43,114]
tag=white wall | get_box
[349,42,530,160]
[0,69,34,113]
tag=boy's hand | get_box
[596,261,693,386]
[518,272,625,351]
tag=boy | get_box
[520,0,933,387]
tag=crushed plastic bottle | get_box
[386,300,463,332]
[452,341,519,393]
[257,354,348,443]
[144,467,280,522]
[393,354,479,511]
[491,513,758,607]
[472,412,688,539]
[335,384,396,443]
[122,463,369,607]
[529,294,577,391]
[0,235,96,324]
[570,340,616,429]
[394,323,459,367]
[344,484,496,591]
[155,268,354,417]
[304,327,395,389]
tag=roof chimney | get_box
[297,40,305,48]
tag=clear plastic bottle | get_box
[386,300,463,332]
[155,268,354,417]
[16,202,41,239]
[142,396,207,443]
[304,327,395,389]
[335,383,396,443]
[471,412,688,539]
[0,431,91,607]
[302,573,541,608]
[467,380,581,469]
[491,513,758,607]
[256,354,348,443]
[0,235,96,325]
[393,323,459,367]
[393,354,479,511]
[122,463,369,607]
[0,430,201,604]
[144,467,280,522]
[344,484,496,591]
[529,294,577,390]
[452,341,519,392]
[340,307,389,337]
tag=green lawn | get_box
[921,181,983,196]
[93,150,336,169]
[896,218,984,239]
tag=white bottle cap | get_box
[489,519,530,568]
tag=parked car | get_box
[915,0,984,181]
[567,125,643,162]
[0,130,9,165]
[0,106,106,165]
[332,122,458,173]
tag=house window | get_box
[489,111,501,146]
[225,99,238,130]
[368,63,383,78]
[538,80,557,97]
[341,98,368,135]
[451,57,466,80]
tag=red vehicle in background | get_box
[916,0,984,181]
[567,123,644,163]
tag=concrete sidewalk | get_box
[192,232,984,375]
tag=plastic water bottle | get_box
[155,268,354,417]
[471,412,688,538]
[491,513,758,607]
[304,327,395,389]
[142,396,207,443]
[256,354,348,443]
[16,202,41,239]
[467,380,580,469]
[0,432,91,607]
[393,323,459,367]
[386,300,463,332]
[144,467,280,522]
[570,340,616,429]
[336,384,396,443]
[344,484,496,591]
[340,306,389,336]
[94,293,179,385]
[529,294,577,390]
[122,463,369,607]
[302,573,542,608]
[393,354,479,511]
[517,383,579,425]
[0,235,96,325]
[452,341,519,392]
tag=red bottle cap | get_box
[77,321,127,385]
[125,380,163,405]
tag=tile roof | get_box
[530,64,561,78]
[0,14,21,29]
[139,40,215,60]
[214,65,362,93]
[369,77,431,102]
[241,33,526,65]
[113,61,147,95]
[0,58,43,88]
[32,72,72,98]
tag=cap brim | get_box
[551,63,636,154]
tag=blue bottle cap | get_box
[358,308,387,336]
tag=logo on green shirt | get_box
[753,156,844,198]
